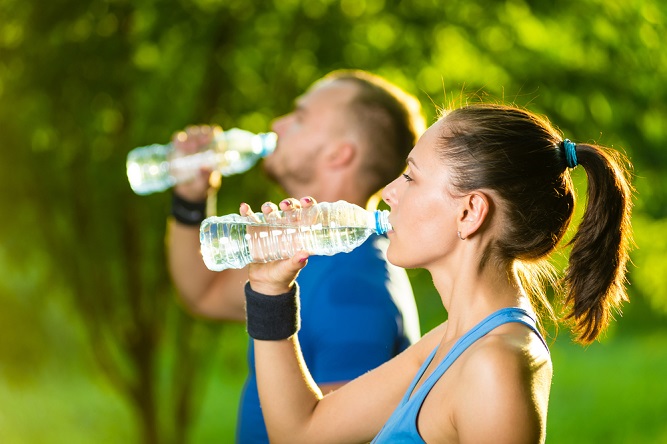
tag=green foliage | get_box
[1,0,666,442]
[548,332,667,443]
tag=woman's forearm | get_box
[254,336,323,444]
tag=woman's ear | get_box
[457,192,490,239]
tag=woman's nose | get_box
[381,177,399,207]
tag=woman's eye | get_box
[402,173,413,182]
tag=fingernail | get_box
[281,199,292,207]
[303,197,313,204]
[298,257,308,263]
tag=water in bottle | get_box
[126,128,277,195]
[199,201,392,271]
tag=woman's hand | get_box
[244,197,315,295]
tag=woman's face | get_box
[381,119,462,270]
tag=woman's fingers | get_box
[279,198,301,212]
[242,196,315,224]
[261,201,280,215]
[241,202,263,224]
[300,196,316,208]
[241,197,311,294]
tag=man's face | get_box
[263,79,358,191]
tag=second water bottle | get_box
[127,128,277,195]
[199,201,392,271]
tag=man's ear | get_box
[457,192,491,239]
[325,141,357,168]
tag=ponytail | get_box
[438,104,633,343]
[564,144,634,343]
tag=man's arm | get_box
[167,219,248,320]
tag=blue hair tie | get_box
[562,139,578,168]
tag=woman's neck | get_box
[431,260,528,341]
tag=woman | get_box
[240,103,633,443]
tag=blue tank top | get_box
[371,307,549,443]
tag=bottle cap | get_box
[374,210,392,234]
[259,132,277,157]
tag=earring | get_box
[457,231,465,240]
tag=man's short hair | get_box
[323,70,426,197]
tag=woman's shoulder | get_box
[447,324,552,443]
[465,322,552,377]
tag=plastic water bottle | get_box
[126,128,277,195]
[199,201,392,271]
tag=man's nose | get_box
[270,114,290,134]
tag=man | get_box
[166,70,425,443]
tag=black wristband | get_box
[171,193,207,226]
[245,282,300,340]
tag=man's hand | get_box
[172,125,221,202]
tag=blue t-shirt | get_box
[237,235,420,443]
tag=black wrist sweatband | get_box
[245,282,300,340]
[171,193,207,226]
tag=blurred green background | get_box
[1,0,666,443]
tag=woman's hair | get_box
[438,103,634,343]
